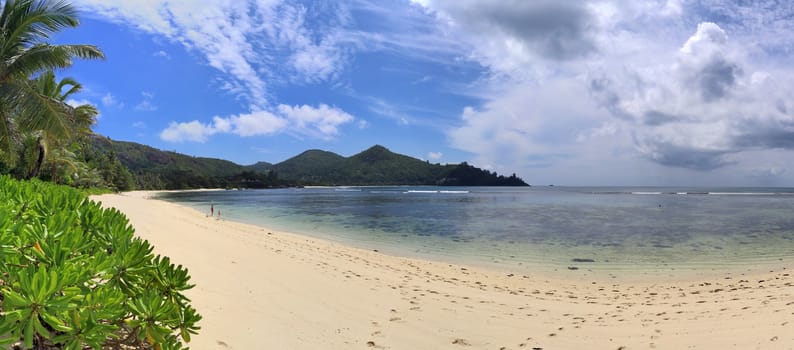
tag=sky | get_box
[52,0,794,186]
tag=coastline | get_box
[93,191,794,349]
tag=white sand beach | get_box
[93,191,794,350]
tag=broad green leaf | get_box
[41,311,72,332]
[2,289,29,307]
[24,316,34,349]
[32,316,51,339]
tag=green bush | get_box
[0,176,200,349]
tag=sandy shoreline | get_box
[93,191,794,349]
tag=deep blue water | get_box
[158,186,794,273]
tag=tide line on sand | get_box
[93,191,794,350]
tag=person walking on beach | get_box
[211,203,214,217]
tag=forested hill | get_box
[91,137,529,189]
[89,136,277,190]
[271,145,528,186]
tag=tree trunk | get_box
[26,139,46,179]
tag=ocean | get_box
[157,186,794,279]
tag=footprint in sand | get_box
[366,340,385,349]
[452,338,471,346]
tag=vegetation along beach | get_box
[2,0,794,349]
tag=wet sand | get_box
[93,191,794,349]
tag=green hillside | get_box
[91,138,529,188]
[245,161,274,173]
[343,145,449,185]
[264,145,528,186]
[268,149,347,184]
[94,136,242,172]
[90,136,284,189]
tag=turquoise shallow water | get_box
[158,186,794,279]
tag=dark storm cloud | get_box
[643,110,684,126]
[589,77,632,120]
[589,75,733,170]
[642,141,733,171]
[586,21,760,172]
[691,57,741,101]
[776,100,787,114]
[446,0,597,60]
[733,121,794,149]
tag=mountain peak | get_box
[353,145,396,163]
[299,149,332,155]
[280,149,344,166]
[366,144,390,152]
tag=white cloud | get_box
[277,104,354,139]
[135,100,157,111]
[357,120,370,129]
[220,111,287,137]
[160,111,287,142]
[65,99,92,108]
[74,0,355,109]
[153,50,170,59]
[449,78,610,174]
[409,0,599,81]
[160,120,214,143]
[101,93,122,108]
[586,21,794,171]
[132,121,146,129]
[135,91,157,111]
[680,22,726,57]
[269,4,350,83]
[412,75,432,84]
[160,104,354,142]
[427,151,442,160]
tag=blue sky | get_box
[54,1,794,186]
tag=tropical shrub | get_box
[0,176,200,349]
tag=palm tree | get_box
[32,70,98,134]
[21,70,98,178]
[0,0,104,171]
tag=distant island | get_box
[90,136,529,189]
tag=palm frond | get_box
[62,43,104,59]
[56,75,81,99]
[43,146,79,183]
[72,103,97,134]
[11,78,73,141]
[3,0,78,49]
[32,70,82,100]
[33,69,57,95]
[7,44,104,79]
